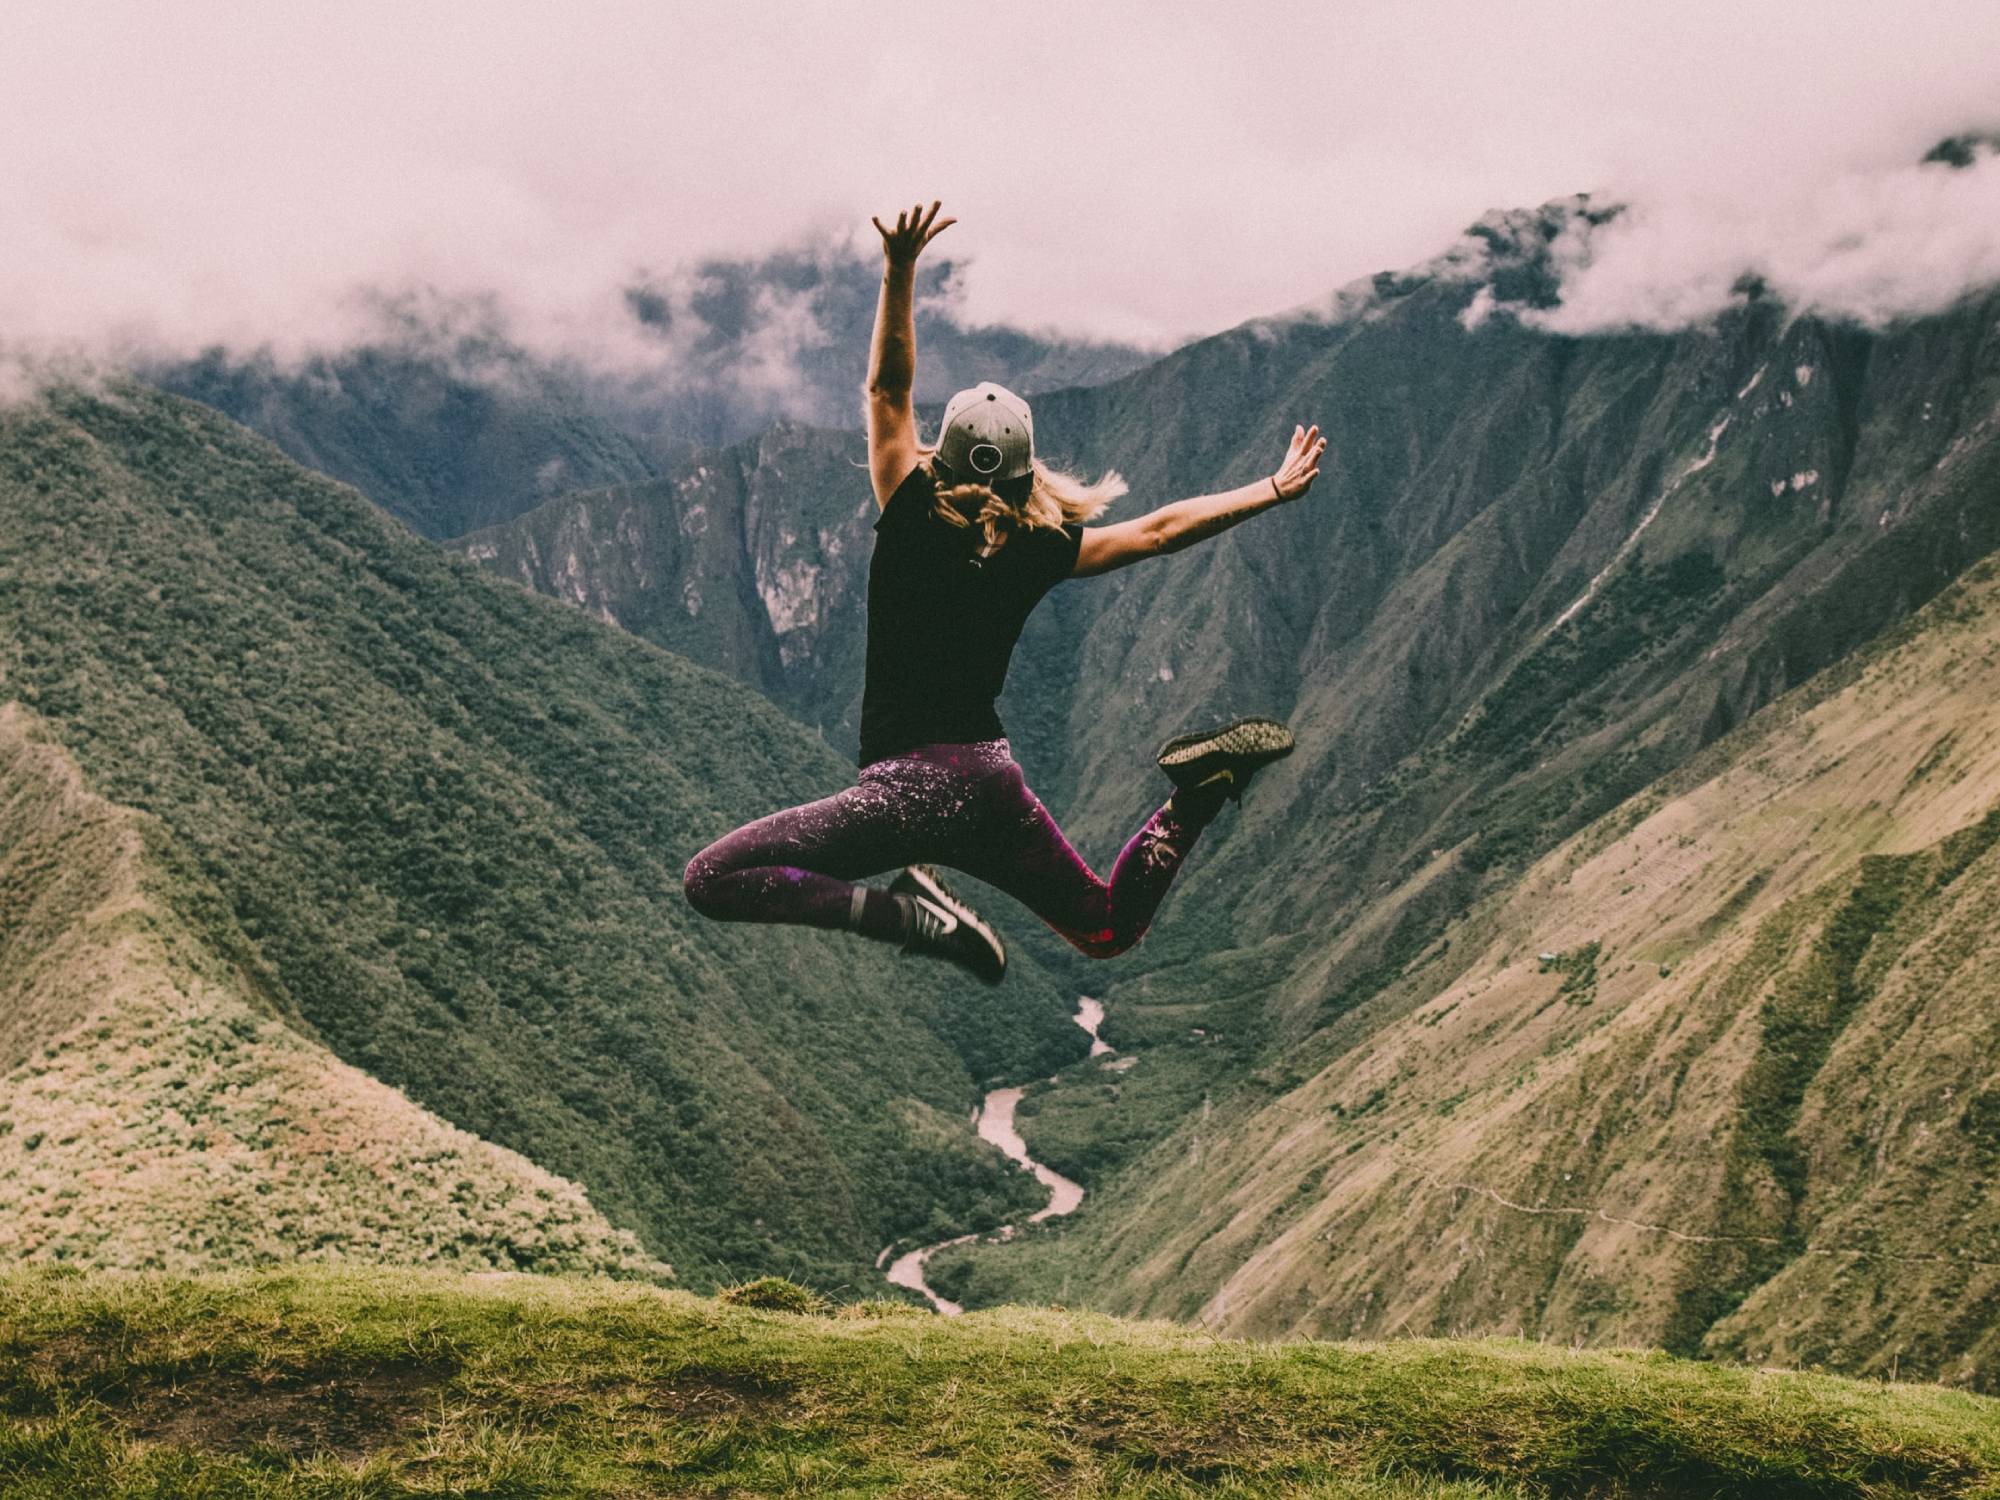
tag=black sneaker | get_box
[889,865,1007,986]
[1155,716,1296,804]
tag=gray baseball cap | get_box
[937,381,1035,483]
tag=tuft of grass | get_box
[2,1267,1996,1498]
[717,1275,830,1316]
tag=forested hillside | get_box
[0,705,665,1278]
[0,383,1087,1289]
[154,341,659,542]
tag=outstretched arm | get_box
[864,200,954,508]
[1072,424,1326,578]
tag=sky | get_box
[4,0,1999,369]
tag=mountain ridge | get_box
[153,246,1160,539]
[932,549,2000,1387]
[0,702,668,1278]
[452,245,2000,975]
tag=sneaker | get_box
[889,865,1007,986]
[1155,716,1296,804]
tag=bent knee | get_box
[1063,926,1142,961]
[681,848,728,916]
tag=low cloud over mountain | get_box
[7,3,2000,394]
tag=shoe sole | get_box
[1156,717,1296,787]
[894,865,1007,985]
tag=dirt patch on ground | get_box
[20,1330,108,1383]
[638,1367,793,1419]
[1040,1387,1348,1487]
[112,1361,449,1460]
[534,1366,795,1425]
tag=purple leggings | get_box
[682,739,1214,959]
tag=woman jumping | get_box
[683,199,1325,983]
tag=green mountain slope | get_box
[155,342,660,541]
[5,1267,1997,1498]
[936,551,2000,1388]
[0,704,665,1278]
[0,383,1085,1289]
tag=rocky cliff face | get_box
[454,423,879,750]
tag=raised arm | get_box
[864,200,954,508]
[1072,424,1327,578]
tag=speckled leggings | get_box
[681,739,1216,959]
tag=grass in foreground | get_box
[2,1267,1996,1498]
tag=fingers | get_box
[876,201,951,251]
[1276,421,1327,499]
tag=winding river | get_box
[879,997,1112,1313]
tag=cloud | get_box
[1522,142,2000,332]
[3,0,1999,379]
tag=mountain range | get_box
[8,170,1998,1389]
[151,245,1158,540]
[442,193,2000,1384]
[937,546,2000,1389]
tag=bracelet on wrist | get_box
[1269,475,1284,502]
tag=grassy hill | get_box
[930,550,2000,1387]
[0,704,665,1279]
[0,382,1087,1291]
[4,1266,1997,1498]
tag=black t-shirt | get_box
[858,464,1084,766]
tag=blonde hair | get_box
[918,446,1128,553]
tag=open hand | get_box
[872,200,955,269]
[1273,424,1326,500]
